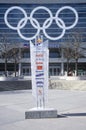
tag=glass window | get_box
[22,52,30,58]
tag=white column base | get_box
[25,107,57,119]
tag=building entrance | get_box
[49,66,60,76]
[22,67,31,76]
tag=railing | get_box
[0,70,86,77]
[0,71,19,77]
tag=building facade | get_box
[0,0,86,76]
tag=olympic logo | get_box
[4,6,78,41]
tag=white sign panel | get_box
[30,40,49,107]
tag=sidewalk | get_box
[0,89,86,130]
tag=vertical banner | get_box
[30,40,49,108]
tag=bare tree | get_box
[0,34,20,77]
[70,31,84,76]
[9,47,19,77]
[0,34,12,76]
[62,31,85,76]
[61,42,73,76]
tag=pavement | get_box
[0,89,86,130]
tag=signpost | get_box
[30,37,49,108]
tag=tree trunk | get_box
[75,59,78,76]
[67,59,69,76]
[5,55,7,77]
[14,58,17,77]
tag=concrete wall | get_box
[0,77,86,91]
[49,78,86,90]
[0,80,31,91]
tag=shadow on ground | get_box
[58,112,86,118]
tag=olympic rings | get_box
[4,6,27,30]
[17,17,40,41]
[43,17,66,40]
[55,6,78,30]
[4,6,78,41]
[30,6,53,29]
